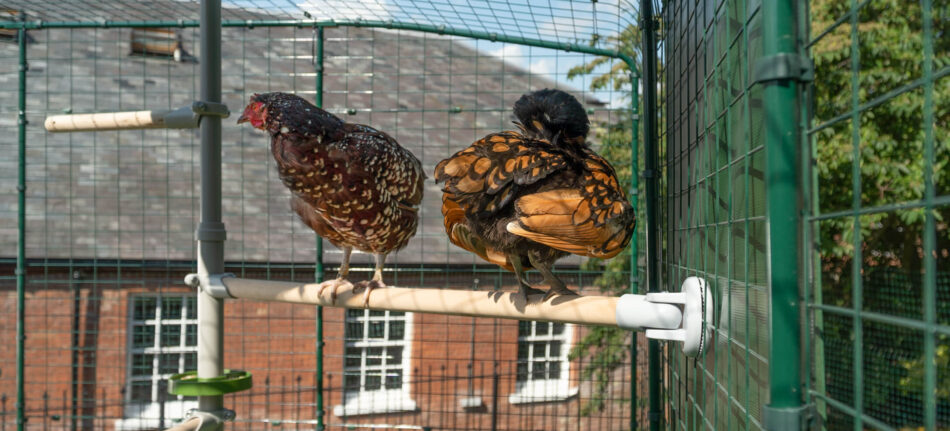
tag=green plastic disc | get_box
[167,369,253,396]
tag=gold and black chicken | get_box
[435,89,635,299]
[239,92,425,305]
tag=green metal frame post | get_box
[313,25,326,431]
[16,20,28,431]
[761,0,806,429]
[920,1,937,429]
[629,74,641,431]
[640,0,662,430]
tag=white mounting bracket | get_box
[615,277,713,357]
[644,277,713,357]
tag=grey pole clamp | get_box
[163,101,230,129]
[177,408,235,431]
[184,272,235,298]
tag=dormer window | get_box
[130,27,188,62]
[0,10,21,42]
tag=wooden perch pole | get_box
[45,110,171,132]
[216,277,682,329]
[44,105,214,133]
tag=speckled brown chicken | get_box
[435,89,635,299]
[238,92,424,304]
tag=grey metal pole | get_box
[196,0,226,419]
[16,20,28,431]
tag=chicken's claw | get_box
[543,285,579,301]
[353,280,385,308]
[517,284,547,303]
[318,278,352,305]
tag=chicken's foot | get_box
[318,246,353,304]
[353,253,388,307]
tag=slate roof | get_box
[0,3,614,268]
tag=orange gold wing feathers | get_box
[506,155,635,259]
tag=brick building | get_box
[0,4,637,430]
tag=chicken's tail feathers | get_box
[442,193,517,271]
[512,88,590,145]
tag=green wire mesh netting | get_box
[805,0,948,430]
[0,0,637,46]
[659,0,770,429]
[0,1,649,430]
[658,0,948,430]
[1,0,946,430]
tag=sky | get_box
[291,0,636,108]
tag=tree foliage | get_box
[811,0,949,280]
[810,0,949,422]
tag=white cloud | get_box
[297,0,392,22]
[486,44,524,62]
[486,44,554,77]
[529,58,554,76]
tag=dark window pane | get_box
[133,298,156,321]
[365,373,381,390]
[385,370,402,389]
[131,354,154,376]
[162,297,183,319]
[389,311,405,317]
[547,361,561,379]
[343,373,360,391]
[130,381,152,403]
[183,352,197,371]
[132,325,155,348]
[531,361,547,380]
[185,325,197,346]
[552,323,565,335]
[535,322,548,335]
[159,353,180,374]
[518,321,530,336]
[550,341,561,357]
[366,347,383,366]
[345,321,363,339]
[369,310,385,317]
[368,321,385,339]
[516,361,528,381]
[517,343,528,360]
[160,325,181,347]
[185,297,197,319]
[533,342,546,358]
[388,321,405,340]
[346,309,363,318]
[387,347,402,364]
[344,347,362,367]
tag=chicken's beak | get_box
[237,101,265,128]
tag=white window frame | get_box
[334,309,416,417]
[116,294,199,431]
[509,321,578,404]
